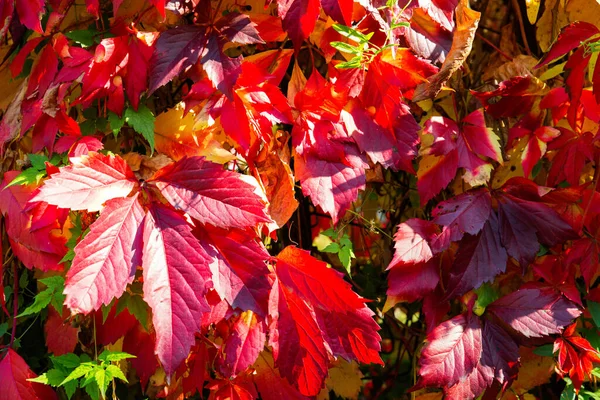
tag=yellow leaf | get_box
[154,104,234,164]
[324,360,363,399]
[492,137,526,189]
[525,0,541,24]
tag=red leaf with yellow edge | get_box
[487,288,581,338]
[141,202,214,376]
[29,152,138,212]
[150,156,270,229]
[217,311,266,377]
[0,349,58,400]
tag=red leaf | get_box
[497,191,577,267]
[10,37,44,78]
[275,246,382,364]
[253,352,309,400]
[217,12,264,45]
[481,319,519,388]
[321,0,353,24]
[30,152,137,212]
[64,194,145,313]
[554,323,600,391]
[123,324,158,389]
[415,313,483,388]
[445,213,507,299]
[217,312,266,377]
[277,0,320,51]
[94,306,138,345]
[385,259,440,309]
[141,203,213,376]
[148,25,208,94]
[202,34,242,100]
[487,288,581,338]
[196,227,271,316]
[0,349,58,400]
[268,277,328,396]
[150,156,270,229]
[44,308,79,356]
[388,219,438,269]
[15,0,45,32]
[537,21,599,68]
[295,148,367,224]
[431,188,492,252]
[207,375,258,400]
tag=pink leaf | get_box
[388,219,438,269]
[141,203,213,376]
[415,313,482,388]
[29,152,137,212]
[64,194,145,313]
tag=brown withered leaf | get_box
[412,0,481,101]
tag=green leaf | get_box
[124,105,155,151]
[321,229,337,238]
[60,216,84,266]
[84,379,100,400]
[29,153,49,170]
[339,247,353,274]
[533,344,555,357]
[28,374,49,385]
[98,350,135,362]
[108,112,125,137]
[64,380,78,400]
[322,243,340,253]
[105,365,127,383]
[0,322,8,337]
[65,29,97,47]
[127,295,148,328]
[329,41,362,55]
[94,368,110,398]
[28,276,66,314]
[589,301,600,328]
[51,353,81,370]
[6,168,46,187]
[391,21,410,29]
[335,56,363,69]
[46,369,68,386]
[473,283,499,315]
[332,24,372,43]
[61,363,94,385]
[18,289,53,317]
